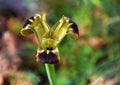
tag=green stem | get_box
[35,32,56,85]
[45,64,56,85]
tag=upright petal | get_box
[53,16,72,44]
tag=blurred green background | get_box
[0,0,120,85]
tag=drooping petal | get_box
[20,25,34,36]
[67,18,79,39]
[21,16,35,35]
[21,13,49,37]
[67,18,79,36]
[23,16,35,28]
[36,49,59,64]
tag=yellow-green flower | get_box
[20,13,79,64]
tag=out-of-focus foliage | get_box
[0,0,120,85]
[41,0,120,85]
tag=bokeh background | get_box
[0,0,120,85]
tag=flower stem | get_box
[45,64,56,85]
[33,24,56,85]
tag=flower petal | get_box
[23,16,35,28]
[36,50,59,64]
[67,18,79,36]
[53,16,72,44]
[21,16,35,36]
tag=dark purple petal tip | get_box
[37,50,59,64]
[23,16,35,28]
[68,18,79,36]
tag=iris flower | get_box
[20,13,79,64]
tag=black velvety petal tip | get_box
[37,50,59,64]
[23,16,35,28]
[21,16,35,36]
[67,18,79,36]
